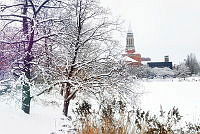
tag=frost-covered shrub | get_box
[186,122,200,134]
[185,53,200,75]
[75,101,92,117]
[75,97,129,134]
[174,63,191,79]
[76,105,200,134]
[149,67,175,78]
[132,107,182,134]
[126,65,176,79]
[71,94,200,134]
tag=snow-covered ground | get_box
[140,77,200,123]
[0,105,53,134]
[0,93,74,134]
[0,101,65,134]
[0,77,200,134]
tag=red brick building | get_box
[123,26,150,66]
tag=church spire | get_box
[126,23,135,53]
[128,23,133,33]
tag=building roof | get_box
[147,62,173,69]
[123,56,138,62]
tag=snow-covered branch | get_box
[0,14,32,20]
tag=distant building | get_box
[147,56,173,69]
[122,25,173,69]
[123,24,151,66]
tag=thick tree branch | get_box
[28,0,36,16]
[0,14,31,20]
[0,18,23,22]
[0,4,24,11]
[31,80,76,99]
[0,33,57,45]
[36,0,51,15]
[65,89,78,102]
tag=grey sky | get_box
[1,0,199,64]
[101,0,200,64]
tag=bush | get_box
[76,104,200,134]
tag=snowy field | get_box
[0,77,200,134]
[0,93,72,134]
[140,77,200,123]
[0,101,64,134]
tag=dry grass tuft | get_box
[78,117,128,134]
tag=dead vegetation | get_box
[75,101,199,134]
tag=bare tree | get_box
[49,0,123,116]
[185,53,200,75]
[175,63,191,79]
[0,0,64,114]
[0,0,136,117]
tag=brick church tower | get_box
[124,24,142,65]
[126,24,135,54]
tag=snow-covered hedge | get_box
[149,67,175,78]
[131,66,175,79]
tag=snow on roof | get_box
[123,56,138,62]
[141,61,149,65]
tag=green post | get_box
[22,82,31,114]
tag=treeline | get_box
[129,53,200,79]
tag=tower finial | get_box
[128,22,132,33]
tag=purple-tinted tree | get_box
[0,0,64,114]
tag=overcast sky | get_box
[1,0,200,64]
[101,0,200,64]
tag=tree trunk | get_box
[63,99,70,116]
[22,54,32,114]
[63,84,71,116]
[22,82,31,114]
[21,0,35,114]
[21,0,32,114]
